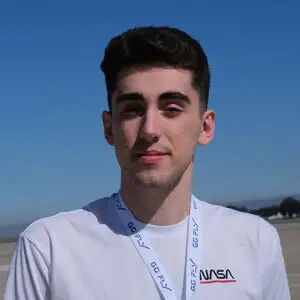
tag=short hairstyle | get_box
[100,26,210,111]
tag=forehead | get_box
[114,67,196,98]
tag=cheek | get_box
[170,121,200,151]
[114,123,138,150]
[113,131,132,166]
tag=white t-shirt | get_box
[4,193,291,300]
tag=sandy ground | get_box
[275,221,300,299]
[0,242,15,298]
[0,221,299,299]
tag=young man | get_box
[4,26,290,300]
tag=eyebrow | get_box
[115,92,144,104]
[158,91,190,104]
[115,91,190,105]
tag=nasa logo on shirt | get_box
[199,268,237,284]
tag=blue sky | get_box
[0,0,299,226]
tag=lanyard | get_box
[115,193,201,300]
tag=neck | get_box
[120,164,193,226]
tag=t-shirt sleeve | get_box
[261,226,291,300]
[3,235,50,300]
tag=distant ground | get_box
[0,223,29,240]
[270,218,300,227]
[221,193,300,210]
[0,194,299,239]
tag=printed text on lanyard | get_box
[115,193,202,300]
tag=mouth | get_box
[135,151,169,163]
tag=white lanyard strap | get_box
[115,193,201,300]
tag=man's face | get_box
[102,67,215,189]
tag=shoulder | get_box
[198,198,280,253]
[199,198,277,231]
[20,194,115,248]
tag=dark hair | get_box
[100,26,210,111]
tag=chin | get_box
[130,172,180,190]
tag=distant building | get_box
[268,212,283,220]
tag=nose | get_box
[139,108,161,143]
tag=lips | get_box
[135,150,169,163]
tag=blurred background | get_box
[1,0,299,227]
[0,0,299,297]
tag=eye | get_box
[163,105,183,118]
[121,104,145,119]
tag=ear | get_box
[102,111,114,146]
[198,109,216,146]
